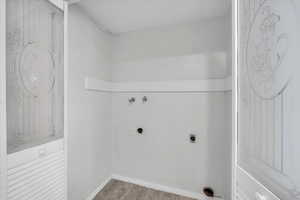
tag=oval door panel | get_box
[238,0,300,199]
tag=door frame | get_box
[0,0,7,199]
[232,0,238,199]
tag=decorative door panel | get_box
[238,0,300,199]
[6,0,64,154]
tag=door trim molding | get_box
[0,0,7,199]
[232,0,238,199]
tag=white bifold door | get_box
[1,0,67,199]
[237,0,300,200]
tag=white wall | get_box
[112,92,232,199]
[67,7,232,200]
[111,16,232,200]
[112,16,231,82]
[68,6,113,200]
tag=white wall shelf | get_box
[85,77,232,93]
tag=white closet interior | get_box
[68,1,232,200]
[2,1,300,200]
[1,0,233,200]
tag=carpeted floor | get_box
[94,179,197,200]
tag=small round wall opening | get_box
[203,187,214,197]
[137,128,143,135]
[189,134,196,143]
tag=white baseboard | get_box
[111,174,223,200]
[86,176,112,200]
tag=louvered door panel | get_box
[7,140,65,200]
[7,150,65,200]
